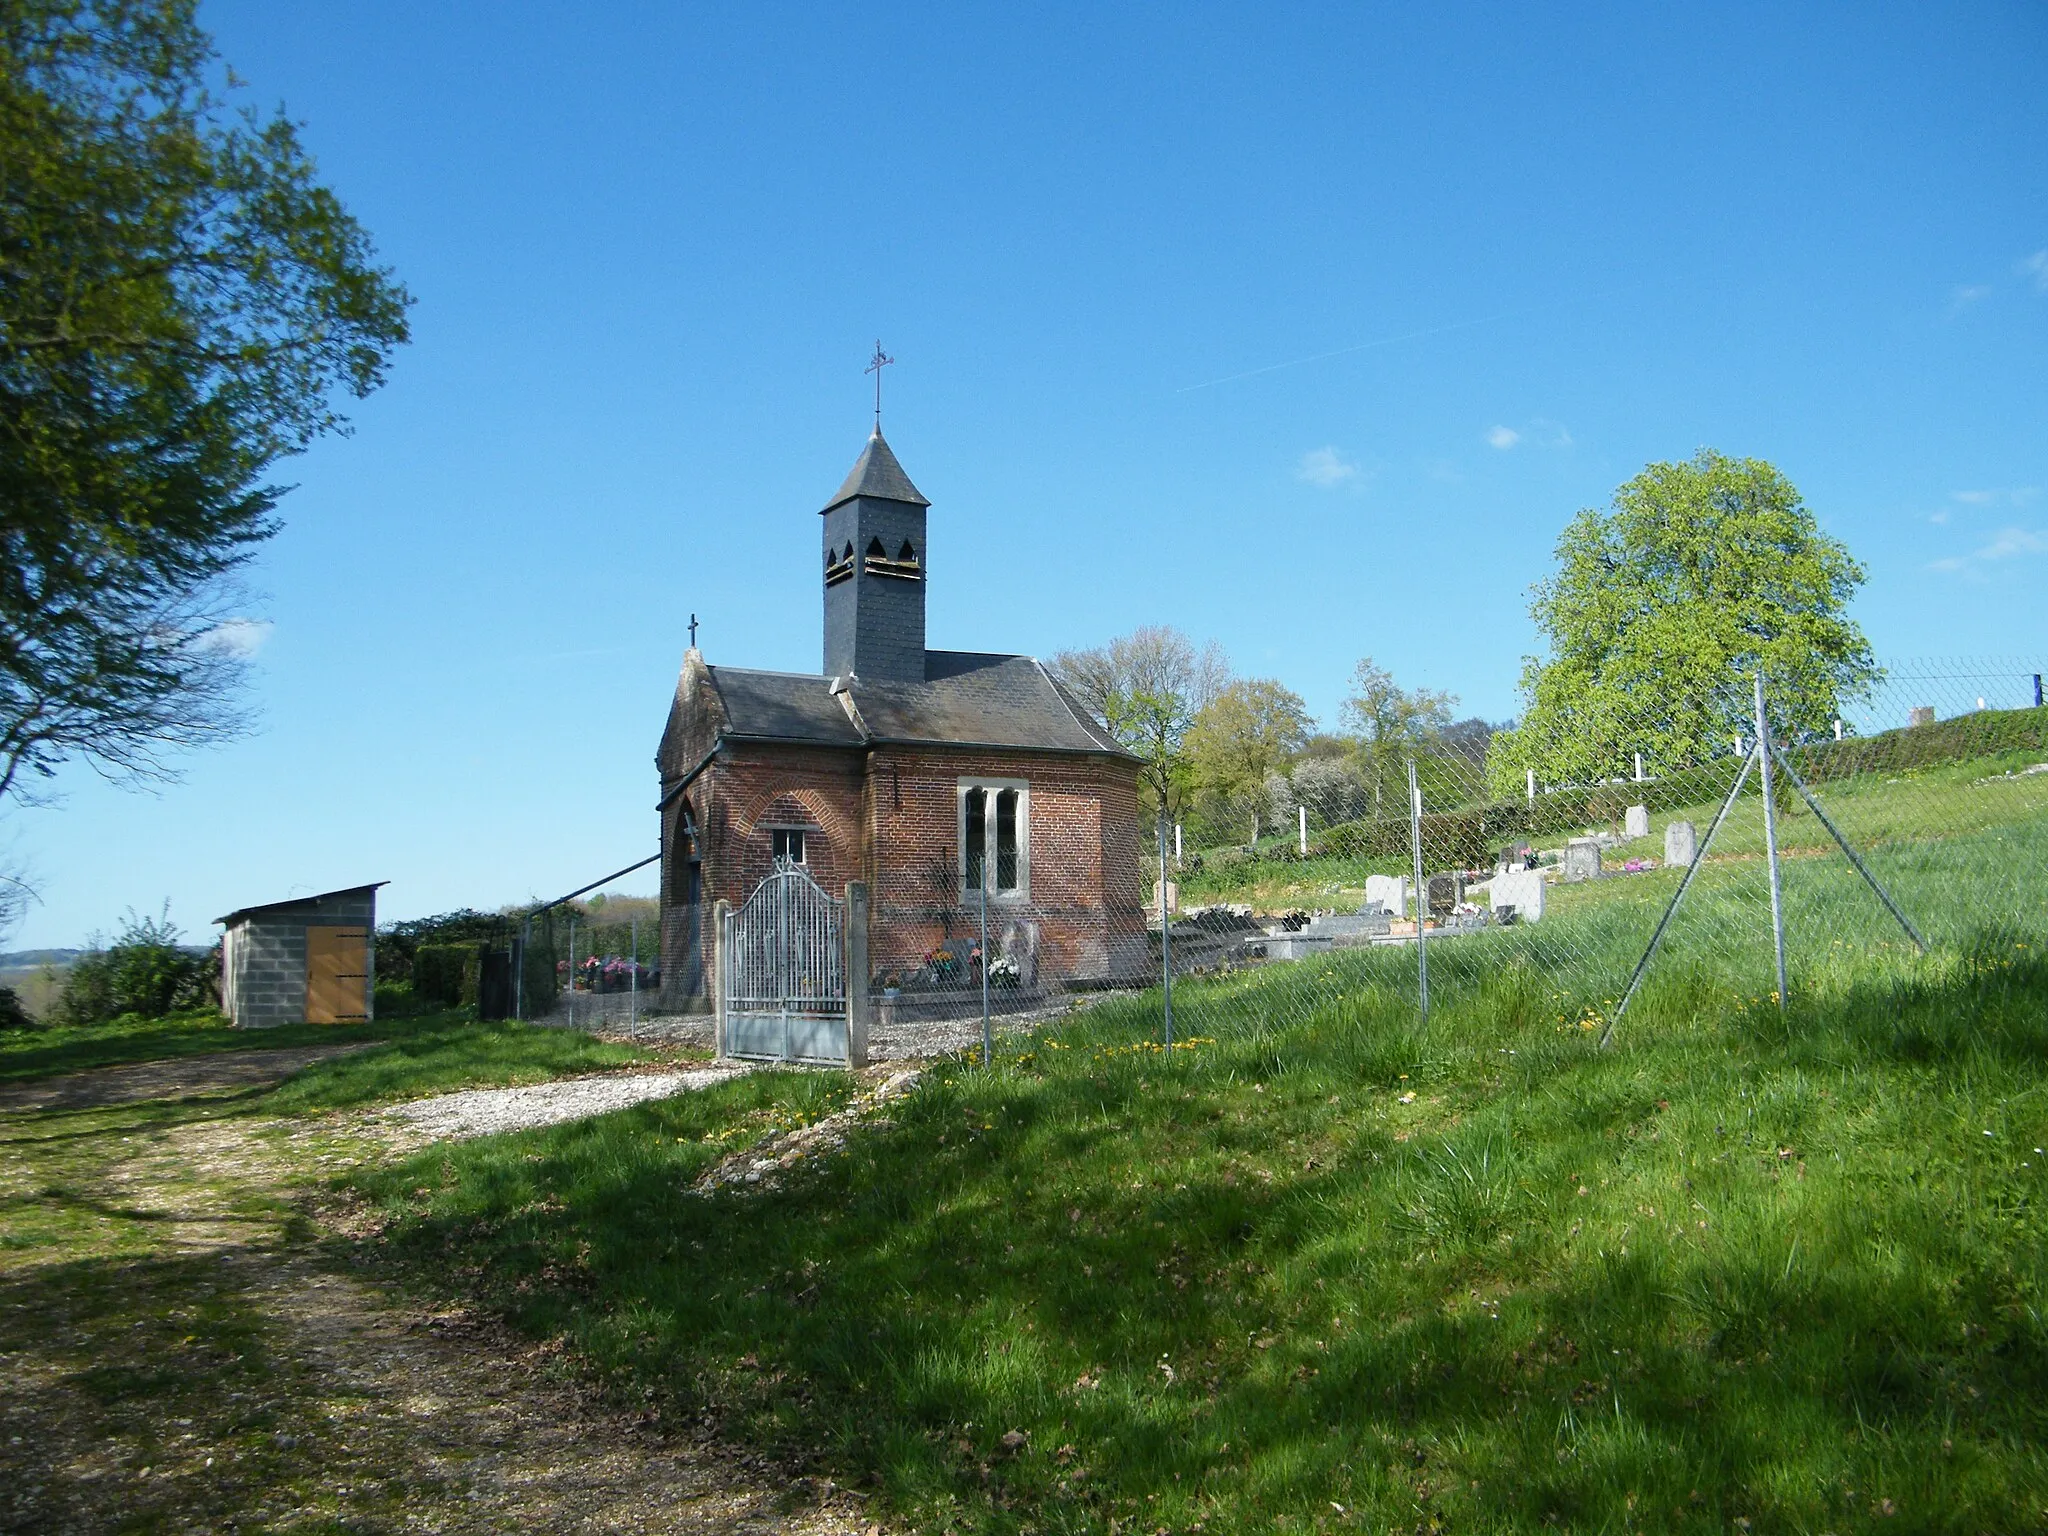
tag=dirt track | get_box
[0,1059,875,1534]
[0,1042,367,1114]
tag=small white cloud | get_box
[2021,249,2048,292]
[1976,527,2048,561]
[1930,509,1951,525]
[1931,526,2048,576]
[1952,489,1997,505]
[1950,283,1993,312]
[198,618,273,658]
[1296,446,1360,489]
[1486,426,1520,450]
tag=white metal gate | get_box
[721,863,849,1064]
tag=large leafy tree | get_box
[1184,677,1312,836]
[0,0,410,806]
[1490,450,1874,793]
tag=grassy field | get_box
[343,778,2048,1535]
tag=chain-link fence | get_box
[515,659,2045,1064]
[1132,657,2046,1051]
[512,855,669,1033]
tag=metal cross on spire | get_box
[864,340,894,429]
[688,613,698,648]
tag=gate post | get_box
[844,881,870,1069]
[712,898,732,1058]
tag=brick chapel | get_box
[655,425,1146,1010]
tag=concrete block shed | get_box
[217,883,386,1027]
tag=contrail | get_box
[1175,290,1628,392]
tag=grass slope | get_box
[350,807,2048,1535]
[1182,742,2048,913]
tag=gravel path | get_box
[387,1065,754,1141]
[390,999,1081,1148]
[539,1000,1080,1061]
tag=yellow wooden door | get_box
[306,926,369,1023]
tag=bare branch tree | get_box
[1050,625,1230,821]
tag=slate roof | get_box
[820,428,929,513]
[704,651,1130,756]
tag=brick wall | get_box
[657,736,1145,1004]
[863,743,1147,983]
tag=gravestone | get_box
[1426,872,1462,917]
[1664,819,1698,869]
[1263,932,1334,962]
[1490,866,1546,922]
[1305,911,1390,943]
[1363,874,1408,915]
[1563,838,1602,883]
[1624,804,1650,840]
[1909,706,1934,728]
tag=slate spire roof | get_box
[820,427,929,513]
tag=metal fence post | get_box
[712,898,731,1058]
[1408,758,1428,1023]
[1158,810,1174,1049]
[1754,671,1789,1011]
[516,914,529,1020]
[979,871,992,1067]
[845,881,870,1069]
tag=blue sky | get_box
[9,0,2046,949]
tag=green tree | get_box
[1184,677,1312,837]
[53,905,216,1024]
[1491,450,1874,793]
[0,0,411,805]
[1340,657,1455,818]
[1051,625,1229,828]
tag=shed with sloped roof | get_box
[216,883,386,1028]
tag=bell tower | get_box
[820,427,929,682]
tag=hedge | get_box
[413,944,480,1008]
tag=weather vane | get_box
[864,340,894,428]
